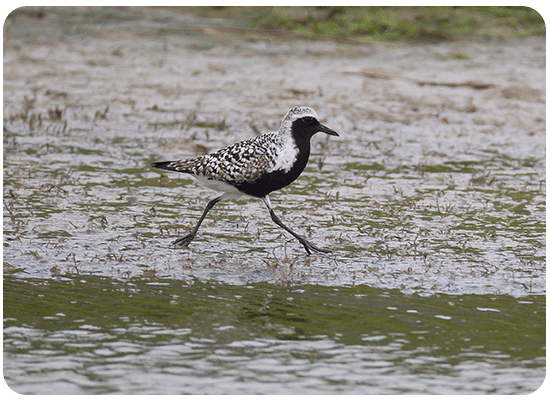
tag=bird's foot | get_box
[171,232,195,248]
[298,238,330,255]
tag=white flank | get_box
[192,175,247,199]
[267,134,298,173]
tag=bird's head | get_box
[281,106,339,139]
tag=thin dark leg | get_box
[172,196,223,247]
[262,195,329,255]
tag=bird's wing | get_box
[152,134,277,184]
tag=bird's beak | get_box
[318,123,339,137]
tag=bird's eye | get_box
[302,117,315,125]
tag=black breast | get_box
[233,139,311,198]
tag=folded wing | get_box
[152,134,277,184]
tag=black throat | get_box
[230,121,314,198]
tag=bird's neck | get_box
[291,134,311,172]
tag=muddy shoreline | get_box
[3,9,546,296]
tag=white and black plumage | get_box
[152,106,339,254]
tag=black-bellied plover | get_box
[152,106,339,254]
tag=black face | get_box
[292,116,339,139]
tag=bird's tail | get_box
[151,161,178,171]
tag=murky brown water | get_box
[3,7,546,394]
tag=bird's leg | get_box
[172,196,223,247]
[262,195,330,255]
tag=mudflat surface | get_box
[4,8,545,296]
[3,8,546,395]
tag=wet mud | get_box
[3,8,546,296]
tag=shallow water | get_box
[3,275,545,394]
[3,7,546,394]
